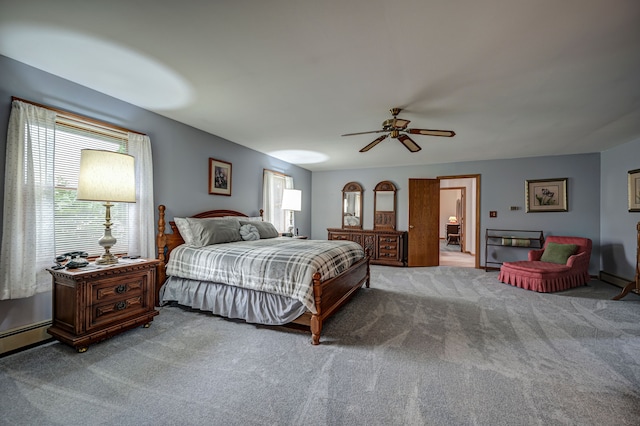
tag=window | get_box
[2,99,154,300]
[54,116,130,256]
[262,169,293,233]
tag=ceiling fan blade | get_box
[342,129,387,137]
[359,134,388,152]
[397,134,422,152]
[406,128,456,137]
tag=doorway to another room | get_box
[407,175,480,268]
[439,176,478,268]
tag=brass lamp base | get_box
[95,252,119,265]
[96,201,119,265]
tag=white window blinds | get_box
[54,119,130,256]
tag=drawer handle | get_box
[115,285,126,294]
[115,301,126,311]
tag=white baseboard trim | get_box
[0,320,52,356]
[599,271,632,288]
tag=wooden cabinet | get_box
[328,228,407,266]
[47,259,159,352]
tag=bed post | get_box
[157,205,168,287]
[310,272,323,345]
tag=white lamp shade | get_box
[448,216,458,223]
[281,189,302,211]
[76,149,136,202]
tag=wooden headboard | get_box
[156,204,262,285]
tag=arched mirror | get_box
[342,182,363,229]
[374,181,397,230]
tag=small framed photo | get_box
[525,178,568,212]
[208,158,232,196]
[628,169,640,212]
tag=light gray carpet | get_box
[2,266,640,426]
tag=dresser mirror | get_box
[342,182,363,229]
[373,181,397,230]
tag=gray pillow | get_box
[239,220,279,239]
[186,217,242,247]
[239,224,260,241]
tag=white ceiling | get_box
[1,0,639,172]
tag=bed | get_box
[156,205,370,344]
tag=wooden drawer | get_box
[378,235,399,245]
[329,232,351,241]
[88,272,150,330]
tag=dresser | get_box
[327,228,407,266]
[47,259,159,352]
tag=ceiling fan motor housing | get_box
[382,118,410,130]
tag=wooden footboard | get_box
[156,204,370,344]
[311,255,370,344]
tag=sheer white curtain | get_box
[0,100,56,300]
[127,133,155,258]
[262,170,293,233]
[263,170,276,225]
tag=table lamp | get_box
[448,216,458,223]
[76,149,136,264]
[281,189,302,236]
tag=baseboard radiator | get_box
[599,271,632,288]
[0,320,52,356]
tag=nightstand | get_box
[47,259,159,352]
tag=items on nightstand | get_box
[52,251,89,270]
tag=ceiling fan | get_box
[341,108,455,153]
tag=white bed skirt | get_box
[159,277,308,325]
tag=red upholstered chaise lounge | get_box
[498,236,592,292]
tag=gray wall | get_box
[600,136,640,279]
[311,153,602,275]
[0,55,311,332]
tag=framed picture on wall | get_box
[628,169,640,212]
[209,158,232,196]
[525,178,568,212]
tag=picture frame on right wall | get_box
[628,169,640,212]
[525,178,568,212]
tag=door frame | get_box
[438,174,481,269]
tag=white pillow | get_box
[239,220,279,239]
[225,215,262,222]
[174,217,195,246]
[239,224,260,241]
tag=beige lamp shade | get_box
[281,189,302,211]
[448,216,458,223]
[77,149,136,202]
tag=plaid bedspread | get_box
[165,238,364,314]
